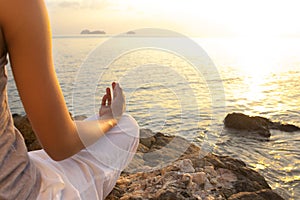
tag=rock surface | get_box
[224,112,300,137]
[12,114,42,151]
[228,189,284,200]
[12,114,284,200]
[105,129,283,200]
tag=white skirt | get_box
[29,114,139,200]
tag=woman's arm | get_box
[0,0,121,161]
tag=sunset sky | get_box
[46,0,300,37]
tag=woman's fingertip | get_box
[101,94,107,105]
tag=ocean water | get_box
[7,35,300,199]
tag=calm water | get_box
[7,36,300,199]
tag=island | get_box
[80,29,106,34]
[126,31,136,34]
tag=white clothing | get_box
[29,113,139,200]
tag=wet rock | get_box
[270,122,300,132]
[255,189,285,200]
[228,189,284,200]
[224,113,271,137]
[139,129,156,148]
[224,112,300,138]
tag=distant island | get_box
[126,31,136,34]
[80,29,106,34]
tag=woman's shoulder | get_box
[0,0,45,24]
[0,0,49,45]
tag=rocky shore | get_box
[12,113,285,200]
[105,129,283,200]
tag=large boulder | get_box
[224,112,300,138]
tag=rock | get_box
[216,168,237,188]
[12,113,22,121]
[176,159,195,173]
[155,188,184,200]
[270,122,300,132]
[255,189,285,200]
[204,166,217,176]
[181,173,193,187]
[73,115,87,120]
[160,165,180,176]
[228,189,284,200]
[224,112,300,138]
[192,172,206,185]
[224,113,271,137]
[204,178,214,191]
[139,129,156,148]
[12,114,42,151]
[106,130,283,200]
[136,143,149,153]
[153,132,172,147]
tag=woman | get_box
[0,0,139,199]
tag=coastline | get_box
[12,113,286,199]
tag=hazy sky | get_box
[46,0,300,37]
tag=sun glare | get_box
[231,37,281,76]
[221,37,283,106]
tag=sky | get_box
[46,0,300,37]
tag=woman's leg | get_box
[30,113,139,200]
[84,113,139,171]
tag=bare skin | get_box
[0,0,124,161]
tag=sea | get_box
[6,35,300,199]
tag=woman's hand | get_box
[99,82,125,120]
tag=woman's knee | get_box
[116,113,139,139]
